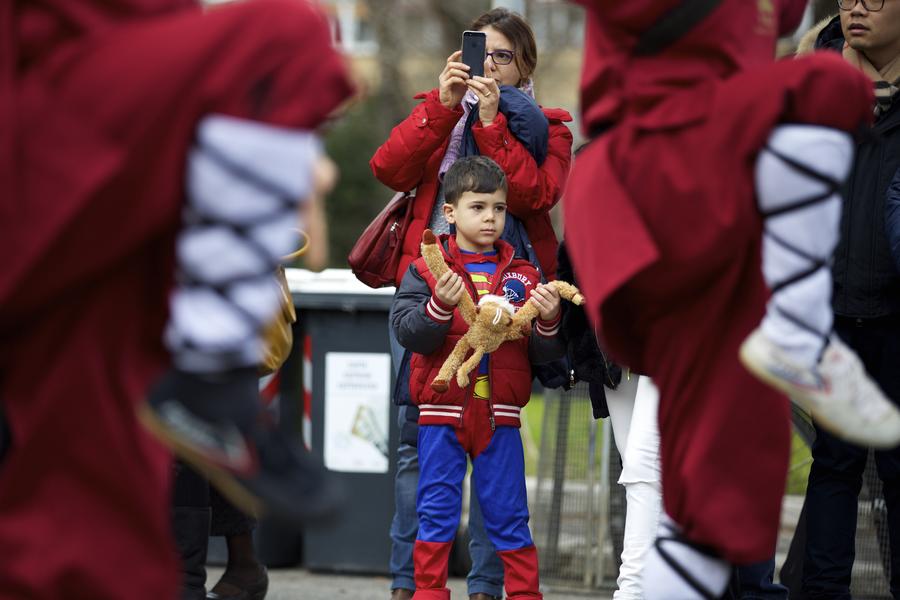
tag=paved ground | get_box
[206,567,613,600]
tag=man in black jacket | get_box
[802,3,900,598]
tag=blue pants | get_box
[414,425,540,599]
[416,425,533,551]
[390,409,504,595]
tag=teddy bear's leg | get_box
[456,347,485,389]
[432,339,471,393]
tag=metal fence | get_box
[530,382,621,591]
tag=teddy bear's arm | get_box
[421,229,477,326]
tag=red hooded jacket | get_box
[0,1,353,597]
[370,88,573,284]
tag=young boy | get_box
[391,156,564,600]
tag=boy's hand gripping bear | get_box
[420,230,584,392]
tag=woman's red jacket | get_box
[370,88,573,285]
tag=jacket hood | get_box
[575,0,808,132]
[13,0,199,69]
[815,15,845,52]
[796,16,837,55]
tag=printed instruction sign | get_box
[324,352,391,473]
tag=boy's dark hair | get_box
[443,156,508,205]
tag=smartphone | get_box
[461,30,487,79]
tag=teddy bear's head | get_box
[475,294,516,333]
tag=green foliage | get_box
[323,97,395,269]
[786,430,812,495]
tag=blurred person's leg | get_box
[389,313,417,599]
[629,281,789,599]
[173,461,212,600]
[801,426,865,599]
[866,317,900,599]
[391,421,419,596]
[737,559,787,600]
[207,487,268,600]
[839,315,900,599]
[803,315,900,599]
[607,376,662,600]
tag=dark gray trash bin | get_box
[289,269,398,574]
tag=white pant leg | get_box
[643,514,731,600]
[755,125,853,367]
[165,115,321,373]
[607,374,639,455]
[608,376,663,600]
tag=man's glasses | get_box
[486,50,515,66]
[838,0,885,11]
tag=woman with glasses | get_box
[370,8,573,600]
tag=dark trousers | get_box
[802,316,900,599]
[738,559,788,599]
[173,461,256,537]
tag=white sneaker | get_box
[740,328,900,449]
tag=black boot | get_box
[143,368,345,527]
[174,506,211,600]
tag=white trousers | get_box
[606,375,662,600]
[165,115,320,372]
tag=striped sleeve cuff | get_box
[536,312,561,337]
[426,296,454,323]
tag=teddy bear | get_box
[419,229,585,392]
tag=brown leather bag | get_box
[348,191,414,288]
[258,266,297,376]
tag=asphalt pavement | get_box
[205,567,614,600]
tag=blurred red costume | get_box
[0,1,352,597]
[565,0,873,563]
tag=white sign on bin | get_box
[324,352,391,473]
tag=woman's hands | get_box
[434,271,466,307]
[440,53,501,126]
[439,51,470,110]
[467,57,501,127]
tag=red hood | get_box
[12,0,199,68]
[574,0,808,134]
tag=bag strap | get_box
[632,0,726,57]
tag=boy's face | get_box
[443,189,507,253]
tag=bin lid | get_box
[286,268,394,311]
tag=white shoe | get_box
[740,328,900,449]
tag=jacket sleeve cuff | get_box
[426,296,455,323]
[423,89,465,124]
[536,312,561,337]
[471,112,510,149]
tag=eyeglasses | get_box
[486,50,515,66]
[838,0,885,11]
